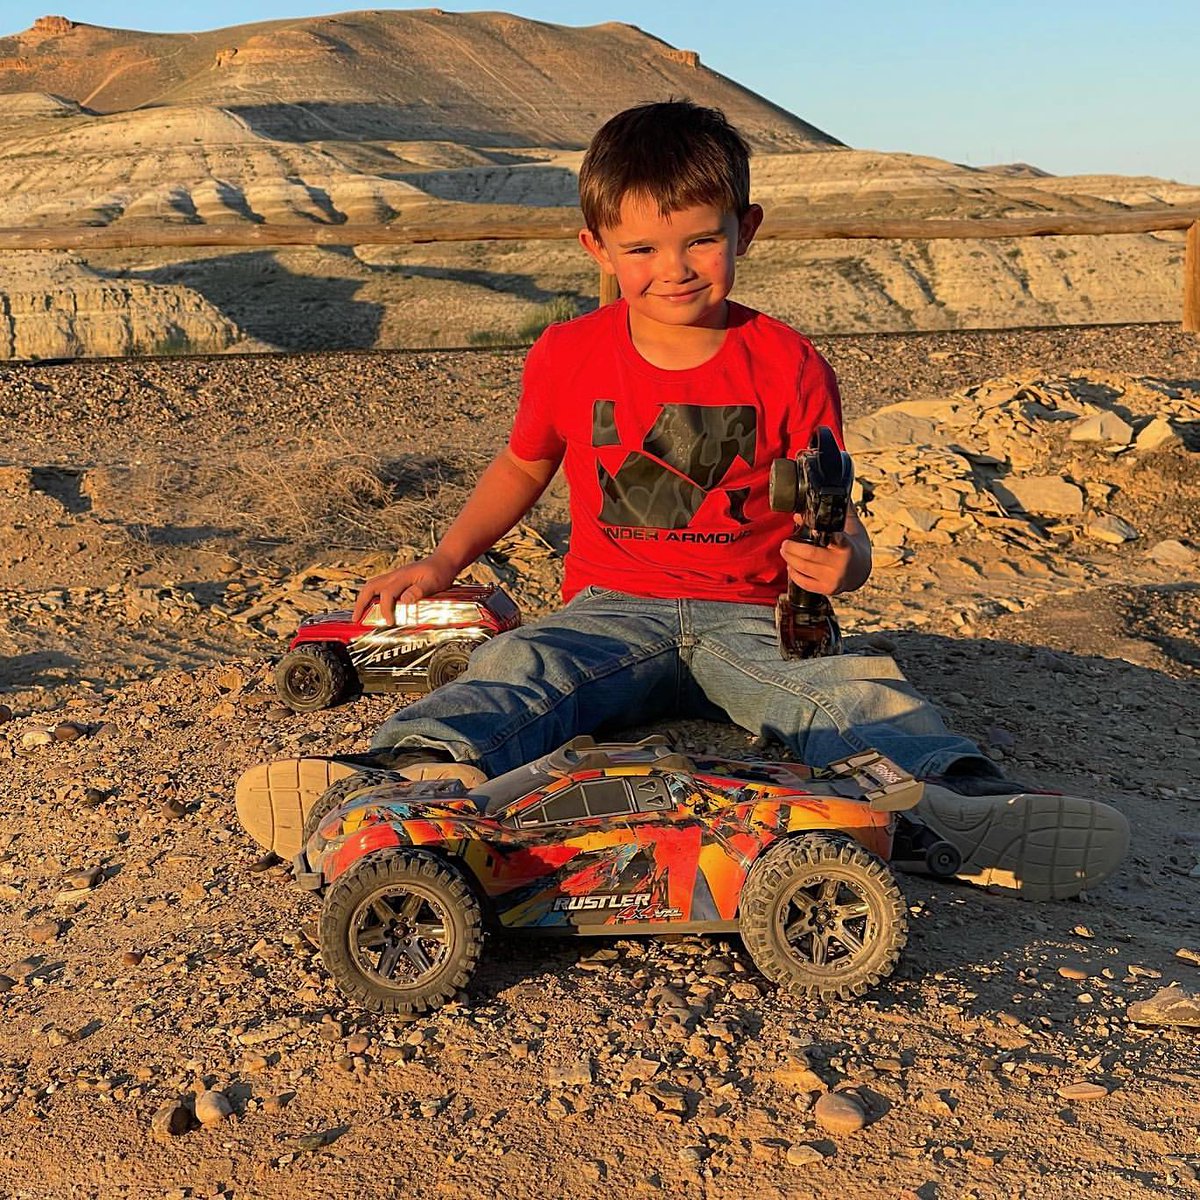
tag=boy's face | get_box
[580,195,763,333]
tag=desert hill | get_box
[0,11,1197,359]
[0,10,836,149]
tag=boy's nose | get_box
[659,248,695,282]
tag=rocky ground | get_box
[0,323,1198,1199]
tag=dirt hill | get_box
[0,11,836,149]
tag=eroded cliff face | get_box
[0,252,238,359]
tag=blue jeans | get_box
[372,587,993,780]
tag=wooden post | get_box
[599,270,620,306]
[1186,220,1200,333]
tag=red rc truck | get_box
[275,584,520,712]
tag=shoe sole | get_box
[235,758,362,859]
[916,787,1130,901]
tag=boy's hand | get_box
[352,553,457,625]
[780,533,856,595]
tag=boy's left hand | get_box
[780,532,860,595]
[780,505,873,595]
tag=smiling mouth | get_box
[652,287,707,301]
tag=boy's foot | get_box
[234,752,486,860]
[916,774,1130,901]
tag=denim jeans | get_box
[372,586,993,780]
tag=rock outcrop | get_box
[0,252,238,359]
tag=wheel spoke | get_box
[818,878,840,904]
[370,898,395,925]
[810,930,828,967]
[376,940,404,979]
[833,923,864,956]
[402,940,434,973]
[836,900,870,919]
[357,926,388,950]
[412,922,446,940]
[783,917,807,943]
[398,892,424,921]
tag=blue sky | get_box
[3,0,1197,182]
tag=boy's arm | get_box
[352,447,560,623]
[779,503,872,596]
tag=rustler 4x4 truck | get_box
[292,736,955,1015]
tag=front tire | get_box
[276,645,352,712]
[739,834,907,1000]
[319,849,483,1015]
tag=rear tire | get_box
[739,834,907,1000]
[320,849,483,1015]
[301,768,398,847]
[276,645,352,712]
[426,640,475,690]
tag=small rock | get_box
[21,730,53,749]
[194,1089,233,1126]
[1175,948,1200,968]
[150,1101,192,1138]
[786,1143,825,1166]
[1128,986,1200,1027]
[0,975,15,992]
[813,1090,867,1134]
[52,721,87,743]
[29,919,61,945]
[547,1059,593,1088]
[1085,514,1138,544]
[1057,1081,1109,1102]
[262,1092,291,1114]
[1068,411,1133,445]
[1135,417,1179,451]
[991,475,1084,517]
[121,950,145,967]
[1148,539,1197,567]
[580,1160,606,1182]
[63,866,102,891]
[0,704,12,723]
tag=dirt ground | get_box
[0,322,1198,1200]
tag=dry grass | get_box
[204,438,478,560]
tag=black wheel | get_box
[739,834,907,1000]
[275,645,352,712]
[301,769,398,847]
[319,849,483,1014]
[426,640,475,690]
[925,840,962,878]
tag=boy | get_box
[236,101,1128,900]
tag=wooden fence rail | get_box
[1,208,1197,330]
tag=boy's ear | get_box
[736,205,764,255]
[579,227,616,274]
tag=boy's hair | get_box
[579,99,751,234]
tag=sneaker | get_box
[234,750,487,860]
[916,774,1130,901]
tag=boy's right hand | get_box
[352,554,458,625]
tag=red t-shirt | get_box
[509,299,844,604]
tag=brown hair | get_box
[579,100,751,234]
